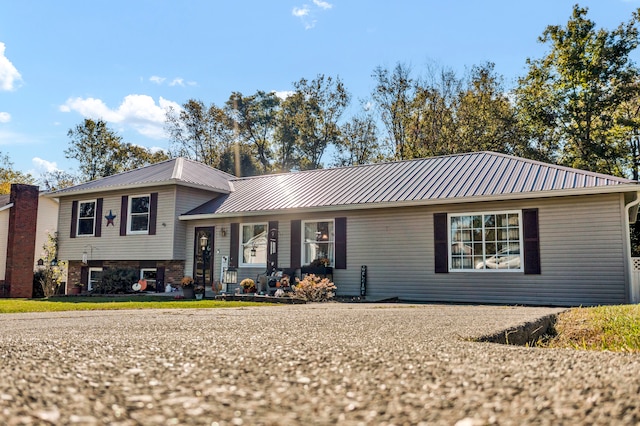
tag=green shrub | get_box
[93,267,138,294]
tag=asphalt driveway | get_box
[0,303,637,425]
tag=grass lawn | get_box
[0,296,268,314]
[541,304,640,353]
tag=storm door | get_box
[194,227,214,288]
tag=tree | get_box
[226,91,280,173]
[333,113,384,166]
[65,119,123,181]
[454,63,525,155]
[216,143,261,177]
[290,75,350,170]
[371,63,413,160]
[165,99,232,167]
[274,92,303,172]
[65,118,170,182]
[39,170,78,191]
[514,5,640,176]
[0,151,35,194]
[34,232,67,297]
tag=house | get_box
[48,152,640,306]
[0,184,59,297]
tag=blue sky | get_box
[1,0,639,180]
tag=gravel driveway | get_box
[0,303,638,425]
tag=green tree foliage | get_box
[65,119,123,181]
[39,170,78,191]
[290,75,351,170]
[371,62,526,160]
[0,151,35,194]
[66,118,169,182]
[226,91,280,174]
[515,5,640,176]
[333,113,383,166]
[34,232,67,297]
[217,143,261,177]
[371,63,413,160]
[165,99,232,167]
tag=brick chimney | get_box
[5,184,39,298]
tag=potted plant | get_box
[180,276,196,299]
[70,283,83,295]
[194,284,205,300]
[301,258,332,277]
[240,278,256,293]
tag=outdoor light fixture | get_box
[224,267,237,285]
[200,233,208,250]
[82,251,88,264]
[220,227,227,237]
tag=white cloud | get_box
[149,75,196,87]
[274,90,294,100]
[60,94,181,139]
[149,75,166,85]
[313,0,333,9]
[0,42,22,91]
[292,2,332,29]
[0,112,10,123]
[32,157,59,173]
[292,6,310,17]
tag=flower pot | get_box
[195,293,204,300]
[70,286,82,295]
[182,287,195,299]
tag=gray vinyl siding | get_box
[58,186,178,261]
[184,193,628,306]
[339,193,627,306]
[173,187,221,260]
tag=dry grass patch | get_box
[541,305,640,353]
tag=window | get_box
[241,223,267,266]
[88,267,103,291]
[303,220,334,266]
[128,195,150,234]
[77,200,96,236]
[449,211,522,271]
[140,268,157,292]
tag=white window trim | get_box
[239,222,268,268]
[140,268,157,288]
[301,219,335,267]
[127,194,151,235]
[77,199,97,237]
[88,267,103,291]
[447,210,523,273]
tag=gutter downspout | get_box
[624,192,640,304]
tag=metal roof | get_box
[182,151,640,218]
[49,157,235,197]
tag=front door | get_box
[194,227,214,288]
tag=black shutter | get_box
[149,192,158,235]
[523,208,541,275]
[94,198,103,237]
[290,220,301,269]
[120,196,128,236]
[335,217,347,269]
[267,221,279,273]
[434,213,448,273]
[70,200,78,238]
[229,222,239,268]
[156,266,165,293]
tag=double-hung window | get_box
[128,195,150,234]
[303,220,334,266]
[77,200,96,236]
[241,223,267,266]
[449,211,522,271]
